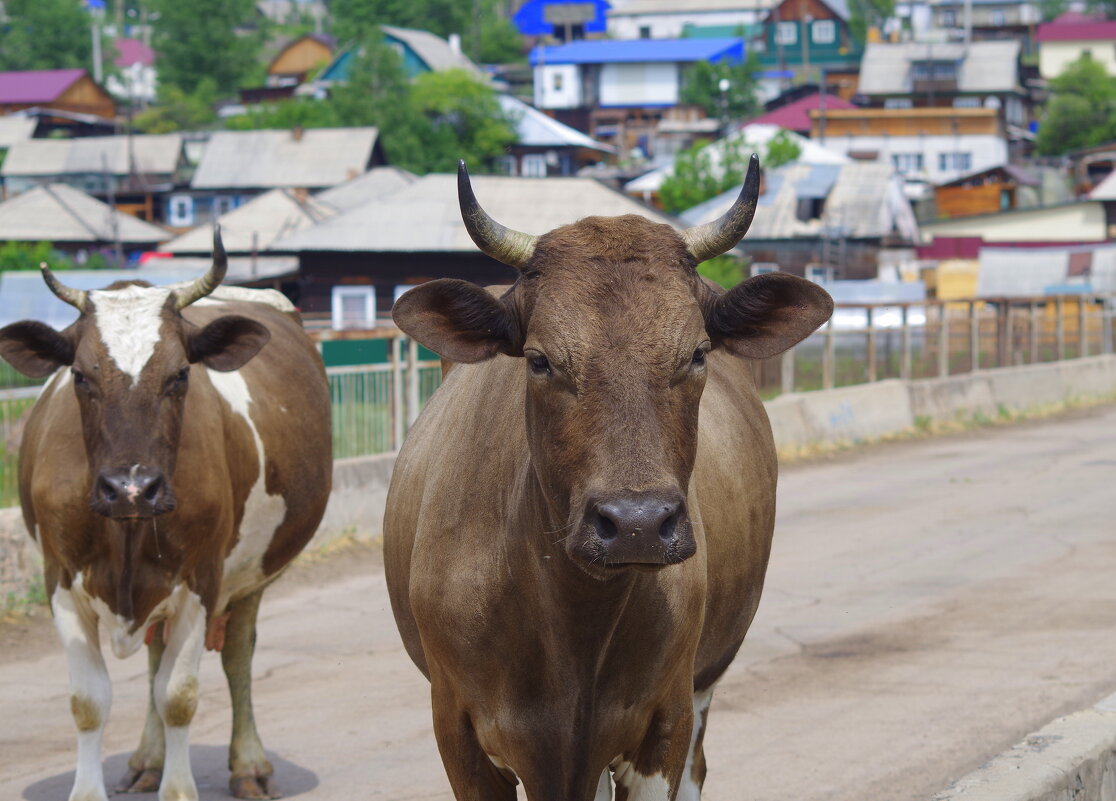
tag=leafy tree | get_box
[149,0,259,95]
[133,79,219,132]
[406,69,517,172]
[698,254,748,288]
[847,0,896,44]
[680,54,762,124]
[658,131,800,215]
[0,241,110,271]
[1036,56,1116,155]
[1036,0,1069,21]
[0,0,92,72]
[226,97,342,131]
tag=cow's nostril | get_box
[659,510,678,542]
[98,478,118,502]
[143,478,162,503]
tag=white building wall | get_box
[599,62,679,106]
[1039,40,1116,79]
[609,10,765,39]
[818,133,1008,184]
[534,64,582,109]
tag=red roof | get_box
[746,93,857,133]
[1036,16,1116,42]
[113,38,155,67]
[0,68,87,105]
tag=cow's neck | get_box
[84,517,178,624]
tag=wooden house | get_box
[934,164,1039,219]
[268,34,335,85]
[0,69,115,121]
[754,0,862,86]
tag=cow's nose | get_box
[585,490,695,566]
[93,467,168,518]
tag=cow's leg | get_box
[431,694,517,801]
[221,587,278,800]
[117,628,167,793]
[153,591,206,801]
[612,701,695,801]
[675,689,714,801]
[52,585,112,801]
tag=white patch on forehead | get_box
[207,368,288,611]
[90,285,172,385]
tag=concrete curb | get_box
[934,692,1116,801]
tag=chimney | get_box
[448,33,461,54]
[292,125,304,142]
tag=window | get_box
[953,96,980,108]
[213,195,235,216]
[884,97,913,109]
[938,152,972,172]
[522,153,548,177]
[167,194,194,227]
[552,72,563,91]
[639,25,651,38]
[806,265,835,283]
[751,263,779,277]
[990,9,1006,25]
[331,285,376,330]
[494,155,516,176]
[775,21,798,44]
[891,153,924,175]
[941,9,956,25]
[812,19,836,44]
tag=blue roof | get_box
[529,38,745,66]
[514,0,610,36]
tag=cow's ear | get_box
[187,315,271,372]
[705,273,833,359]
[393,279,520,363]
[0,321,75,377]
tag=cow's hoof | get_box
[230,774,280,800]
[116,767,162,793]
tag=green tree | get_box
[1036,56,1116,155]
[133,79,219,133]
[0,241,110,271]
[225,97,342,131]
[149,0,259,95]
[0,0,92,72]
[847,0,896,44]
[698,254,748,288]
[680,54,762,124]
[406,69,517,172]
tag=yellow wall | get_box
[1040,40,1116,79]
[921,202,1106,243]
[269,38,332,76]
[935,259,980,300]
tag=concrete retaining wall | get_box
[934,692,1116,801]
[4,355,1116,606]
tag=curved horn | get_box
[174,225,228,310]
[40,262,87,310]
[458,160,537,270]
[682,153,761,263]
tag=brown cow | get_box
[0,234,332,801]
[384,158,833,801]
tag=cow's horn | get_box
[175,225,228,310]
[40,262,87,310]
[458,160,537,270]
[682,153,761,264]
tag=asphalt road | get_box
[3,404,1116,801]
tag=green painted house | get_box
[753,0,863,79]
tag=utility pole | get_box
[818,66,827,145]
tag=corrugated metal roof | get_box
[0,134,183,177]
[858,40,1021,95]
[529,37,745,65]
[315,166,418,212]
[163,189,337,253]
[795,164,841,200]
[679,162,909,240]
[190,127,379,190]
[0,116,36,148]
[1036,18,1116,41]
[0,69,85,104]
[0,183,169,243]
[271,173,678,253]
[625,123,848,194]
[142,256,299,284]
[498,94,616,152]
[380,25,484,76]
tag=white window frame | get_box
[522,153,548,177]
[213,195,235,216]
[775,21,798,44]
[751,262,779,277]
[884,97,913,109]
[952,96,980,108]
[938,151,972,172]
[891,152,924,175]
[167,194,194,227]
[806,265,835,283]
[331,285,377,330]
[812,19,836,44]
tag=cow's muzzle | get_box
[574,489,697,569]
[90,466,176,519]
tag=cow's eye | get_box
[691,348,706,367]
[528,355,551,376]
[176,367,190,384]
[71,368,87,386]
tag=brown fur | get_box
[387,215,832,800]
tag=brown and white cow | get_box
[0,234,332,801]
[383,158,833,801]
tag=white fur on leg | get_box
[594,767,614,801]
[614,760,671,801]
[153,591,206,801]
[676,689,714,801]
[53,584,112,801]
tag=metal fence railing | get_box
[0,294,1111,508]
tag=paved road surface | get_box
[3,405,1116,801]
